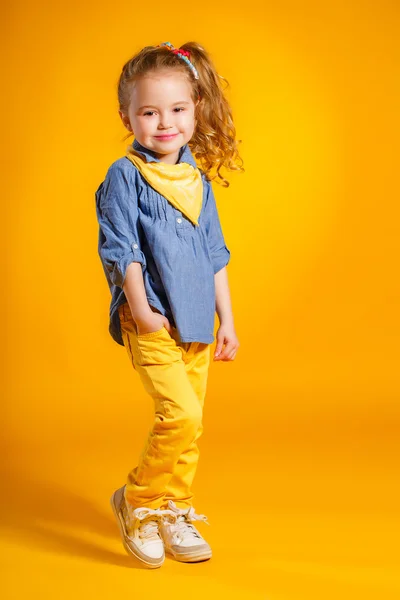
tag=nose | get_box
[157,111,173,130]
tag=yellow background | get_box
[2,0,399,598]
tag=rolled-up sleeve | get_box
[202,179,231,274]
[95,164,146,289]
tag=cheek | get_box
[180,112,195,130]
[138,122,156,137]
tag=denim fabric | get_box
[95,139,231,346]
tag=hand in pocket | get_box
[136,313,172,337]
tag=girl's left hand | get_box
[213,324,240,361]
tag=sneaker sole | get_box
[165,545,212,563]
[110,486,165,569]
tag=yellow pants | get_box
[118,302,211,511]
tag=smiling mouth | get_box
[154,133,179,139]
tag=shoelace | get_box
[123,503,176,541]
[164,500,210,544]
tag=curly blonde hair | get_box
[117,42,244,187]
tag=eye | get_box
[143,107,185,116]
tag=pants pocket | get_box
[136,326,167,340]
[118,304,182,368]
[134,327,182,367]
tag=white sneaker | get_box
[110,486,176,568]
[159,500,212,562]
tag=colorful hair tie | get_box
[158,41,200,80]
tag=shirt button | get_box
[133,243,139,249]
[176,218,182,223]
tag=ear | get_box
[119,110,133,132]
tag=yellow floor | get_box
[2,426,398,600]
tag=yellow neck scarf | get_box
[126,148,203,226]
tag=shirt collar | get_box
[132,138,198,169]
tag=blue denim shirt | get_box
[95,139,231,346]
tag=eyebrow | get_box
[138,101,191,110]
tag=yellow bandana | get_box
[126,148,203,226]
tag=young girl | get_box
[95,41,242,568]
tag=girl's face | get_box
[120,70,198,164]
